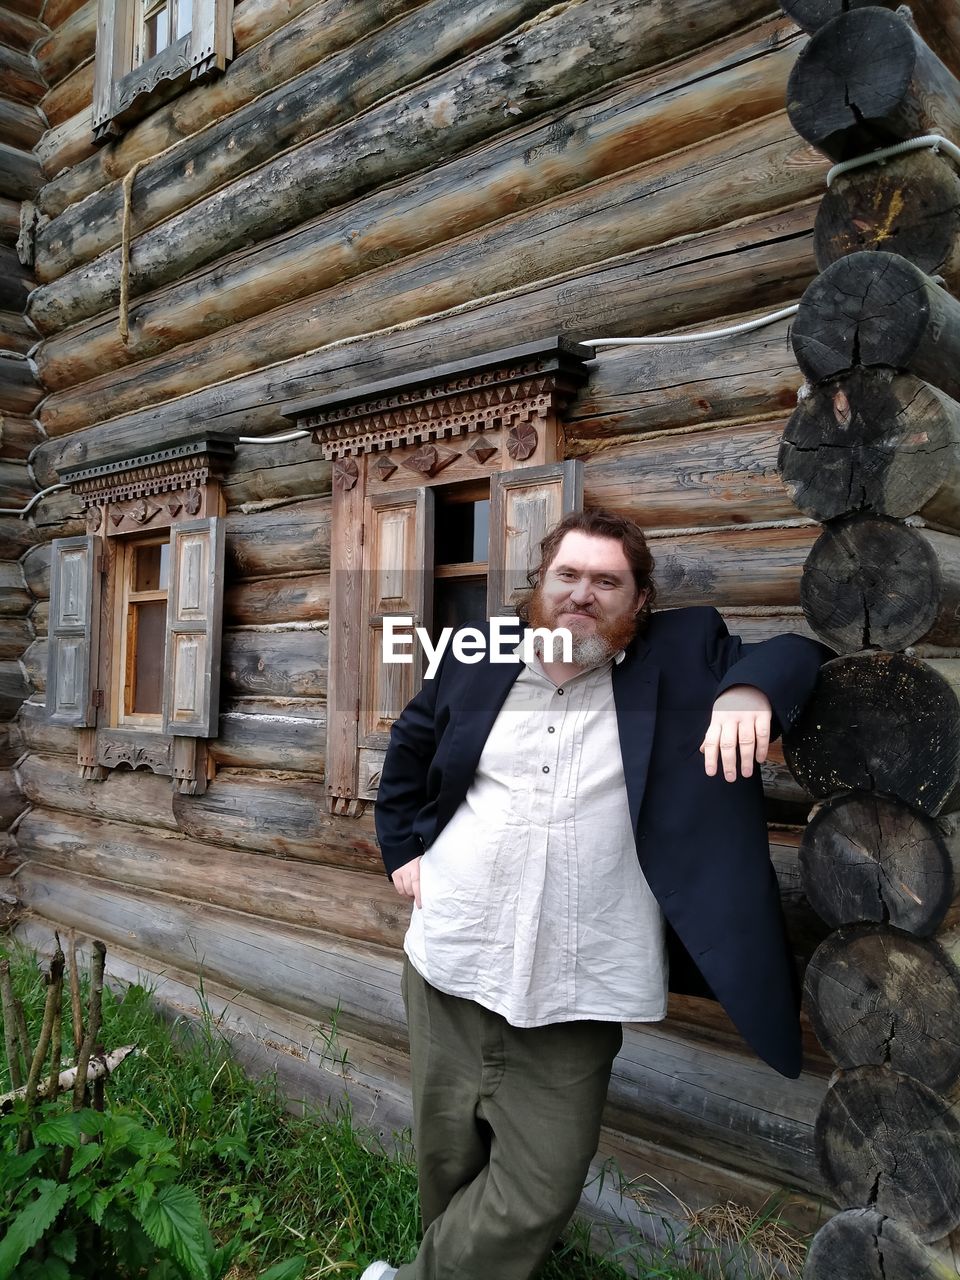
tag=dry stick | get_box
[46,935,65,1105]
[0,958,24,1089]
[17,939,65,1154]
[67,930,84,1056]
[72,940,105,1112]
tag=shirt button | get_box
[557,688,564,696]
[542,765,550,773]
[547,726,555,734]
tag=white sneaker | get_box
[360,1265,398,1280]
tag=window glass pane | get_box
[436,495,489,565]
[133,544,165,592]
[471,499,490,562]
[175,0,192,38]
[145,7,169,58]
[131,600,166,714]
[433,577,487,638]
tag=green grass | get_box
[0,942,805,1279]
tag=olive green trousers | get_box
[396,960,623,1280]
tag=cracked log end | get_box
[804,1207,958,1279]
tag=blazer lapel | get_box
[612,637,661,834]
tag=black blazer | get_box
[375,607,830,1077]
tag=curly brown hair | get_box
[518,508,656,630]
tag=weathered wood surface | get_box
[815,150,960,294]
[38,58,94,129]
[784,653,960,816]
[35,109,95,183]
[37,0,436,220]
[19,541,49,599]
[173,769,378,868]
[0,414,42,461]
[41,0,87,34]
[0,46,45,107]
[16,697,79,757]
[569,313,802,446]
[0,661,29,719]
[800,517,960,652]
[816,1065,960,1241]
[17,806,408,945]
[222,626,327,699]
[209,701,326,773]
[0,617,32,662]
[34,0,95,88]
[800,794,960,936]
[0,142,41,203]
[805,924,960,1091]
[39,203,818,466]
[16,754,177,830]
[720,608,816,644]
[28,488,83,538]
[0,197,20,246]
[0,312,37,356]
[0,4,45,51]
[222,443,331,507]
[649,523,816,609]
[31,16,804,335]
[0,248,31,314]
[803,1208,959,1280]
[787,7,960,162]
[0,98,44,151]
[29,600,47,636]
[792,251,960,399]
[14,862,827,1191]
[224,575,330,626]
[20,637,43,692]
[0,561,31,615]
[0,768,21,828]
[33,0,777,288]
[584,419,797,530]
[0,516,38,558]
[34,111,822,393]
[225,498,330,577]
[0,354,42,415]
[770,826,831,959]
[779,369,960,526]
[0,461,33,507]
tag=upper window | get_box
[92,0,232,143]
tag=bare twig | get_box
[1,1044,137,1111]
[72,941,105,1112]
[46,934,65,1105]
[18,938,65,1153]
[67,931,84,1057]
[0,957,24,1089]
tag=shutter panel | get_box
[47,536,102,727]
[92,0,135,142]
[189,0,233,78]
[359,487,434,751]
[488,461,583,617]
[162,517,224,737]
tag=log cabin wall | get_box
[15,0,957,1253]
[0,0,47,882]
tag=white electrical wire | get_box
[236,428,310,444]
[0,482,69,518]
[581,303,800,348]
[826,133,960,186]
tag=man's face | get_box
[527,530,647,663]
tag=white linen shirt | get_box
[403,649,668,1026]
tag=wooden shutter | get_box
[189,0,233,77]
[162,517,224,737]
[47,536,102,727]
[488,461,583,617]
[359,487,434,753]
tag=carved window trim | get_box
[282,337,591,816]
[49,437,233,795]
[92,0,233,143]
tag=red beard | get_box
[526,585,639,659]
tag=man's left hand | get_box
[700,684,772,781]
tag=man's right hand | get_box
[391,856,422,909]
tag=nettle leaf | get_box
[137,1184,211,1280]
[49,1228,78,1263]
[84,1187,114,1226]
[258,1257,308,1280]
[0,1180,72,1274]
[0,1147,46,1191]
[68,1142,103,1177]
[35,1113,84,1146]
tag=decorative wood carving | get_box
[61,438,235,507]
[467,436,498,464]
[333,458,360,492]
[86,507,102,533]
[184,488,202,515]
[400,444,460,477]
[372,455,398,481]
[97,733,171,774]
[506,420,539,461]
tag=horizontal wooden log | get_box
[0,768,22,828]
[805,924,960,1091]
[801,517,960,651]
[222,626,327,699]
[0,45,46,107]
[37,132,823,432]
[40,203,818,463]
[792,251,960,399]
[20,541,50,598]
[35,105,817,394]
[15,697,76,756]
[779,369,960,526]
[225,497,330,577]
[0,97,44,151]
[34,0,775,291]
[20,637,43,692]
[30,599,47,635]
[0,197,20,247]
[0,723,20,768]
[0,616,32,662]
[648,523,817,610]
[815,149,960,293]
[0,516,38,557]
[784,653,960,815]
[224,573,329,626]
[0,661,29,718]
[173,769,378,868]
[34,0,95,88]
[769,826,831,960]
[209,701,326,773]
[816,1065,960,1241]
[17,805,408,944]
[0,413,41,461]
[0,312,38,357]
[223,443,331,507]
[29,487,83,537]
[787,7,960,161]
[804,1208,959,1280]
[0,5,46,51]
[35,108,95,183]
[16,754,176,830]
[0,141,42,202]
[800,793,960,935]
[14,863,827,1191]
[0,354,41,415]
[0,461,34,507]
[36,0,435,221]
[0,249,31,315]
[39,57,94,128]
[583,417,797,530]
[0,561,30,615]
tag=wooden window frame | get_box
[282,337,592,816]
[92,0,233,143]
[49,438,233,795]
[113,533,170,730]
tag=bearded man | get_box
[365,509,829,1280]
